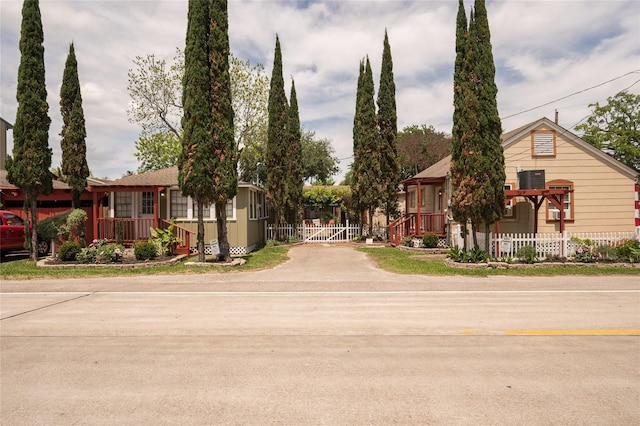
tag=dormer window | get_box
[532,130,556,157]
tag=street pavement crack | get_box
[0,292,94,320]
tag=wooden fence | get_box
[490,231,638,258]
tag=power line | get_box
[501,70,640,120]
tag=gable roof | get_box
[409,117,638,181]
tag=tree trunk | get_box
[29,194,38,262]
[484,222,491,254]
[368,206,374,237]
[216,199,231,262]
[197,202,205,263]
[471,221,478,249]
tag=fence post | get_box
[562,230,567,257]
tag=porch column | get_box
[416,181,421,236]
[92,191,99,241]
[153,187,160,229]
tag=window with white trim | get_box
[169,189,234,220]
[532,130,556,156]
[249,190,257,220]
[142,191,154,215]
[546,180,573,221]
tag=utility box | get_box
[518,170,545,189]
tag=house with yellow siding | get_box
[391,117,639,246]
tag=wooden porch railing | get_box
[96,218,194,255]
[96,218,154,244]
[389,213,446,246]
[159,219,194,255]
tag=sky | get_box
[1,0,639,181]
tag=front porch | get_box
[96,217,193,255]
[389,213,446,246]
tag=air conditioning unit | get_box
[551,211,566,220]
[518,170,546,189]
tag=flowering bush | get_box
[571,237,599,263]
[76,239,124,263]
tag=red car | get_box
[0,210,50,258]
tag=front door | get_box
[136,191,155,240]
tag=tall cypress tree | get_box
[450,0,504,250]
[376,29,400,232]
[266,35,289,236]
[473,0,505,251]
[350,60,366,225]
[352,57,383,235]
[285,79,303,227]
[7,0,52,261]
[60,42,90,209]
[450,0,472,249]
[179,0,213,262]
[209,0,237,261]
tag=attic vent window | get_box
[532,130,556,156]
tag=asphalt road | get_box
[1,244,639,425]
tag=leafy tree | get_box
[266,35,289,234]
[301,129,339,184]
[351,57,384,235]
[397,124,451,179]
[6,0,52,261]
[376,30,401,229]
[285,79,303,225]
[59,42,90,208]
[209,0,237,262]
[134,131,181,173]
[575,91,640,172]
[179,0,213,262]
[127,49,269,178]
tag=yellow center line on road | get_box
[505,329,640,336]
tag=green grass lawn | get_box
[358,247,640,277]
[0,245,290,280]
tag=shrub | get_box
[96,243,124,263]
[402,236,414,247]
[39,211,71,242]
[516,245,538,264]
[422,232,439,248]
[570,237,598,263]
[76,247,97,263]
[615,239,640,263]
[58,241,81,261]
[468,246,488,263]
[150,218,182,255]
[60,209,87,242]
[134,241,158,261]
[447,245,466,262]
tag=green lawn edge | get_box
[358,247,640,277]
[0,245,290,281]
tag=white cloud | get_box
[1,0,638,181]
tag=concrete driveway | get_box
[2,244,639,425]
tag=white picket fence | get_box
[489,231,638,259]
[266,221,361,243]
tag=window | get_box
[170,190,188,218]
[224,198,234,219]
[546,180,573,221]
[420,187,426,207]
[142,192,154,215]
[503,183,515,218]
[115,192,132,218]
[531,130,556,156]
[249,190,258,220]
[192,199,211,218]
[409,190,416,208]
